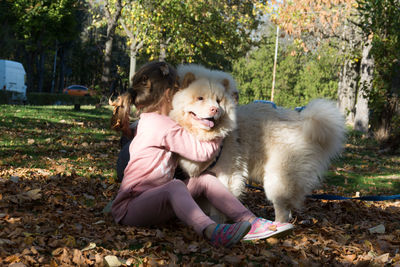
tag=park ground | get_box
[0,105,399,266]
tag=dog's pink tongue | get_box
[200,119,214,128]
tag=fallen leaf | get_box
[5,254,20,263]
[369,224,385,234]
[125,258,136,266]
[52,248,64,256]
[55,165,66,173]
[10,176,20,183]
[30,246,38,255]
[342,254,357,262]
[364,240,374,250]
[374,253,390,264]
[81,242,96,252]
[267,237,279,246]
[268,224,277,231]
[72,249,85,266]
[9,263,26,267]
[95,254,103,265]
[104,255,122,267]
[25,189,42,200]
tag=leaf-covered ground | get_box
[1,105,400,266]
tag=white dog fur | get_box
[170,64,346,222]
[169,65,237,178]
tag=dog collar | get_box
[208,144,223,169]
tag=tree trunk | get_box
[337,58,359,125]
[101,0,123,95]
[101,32,114,92]
[354,38,374,133]
[37,51,45,93]
[159,42,166,62]
[129,47,137,88]
[25,51,34,92]
[375,95,399,142]
[159,37,171,62]
[120,19,144,89]
[50,42,58,93]
[376,62,400,140]
[337,19,363,125]
[58,47,66,93]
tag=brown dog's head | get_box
[169,65,237,141]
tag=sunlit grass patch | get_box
[0,104,119,180]
[326,129,400,194]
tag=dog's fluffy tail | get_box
[301,99,346,158]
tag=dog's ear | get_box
[182,72,196,88]
[222,79,230,92]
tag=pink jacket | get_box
[111,112,221,223]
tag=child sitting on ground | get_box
[110,61,293,247]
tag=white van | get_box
[0,59,27,102]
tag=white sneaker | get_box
[243,217,294,241]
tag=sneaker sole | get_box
[242,223,294,241]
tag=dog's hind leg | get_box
[271,198,292,223]
[262,162,293,222]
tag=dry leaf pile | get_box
[1,166,399,266]
[1,106,399,266]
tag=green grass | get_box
[1,104,399,194]
[0,104,120,180]
[325,129,400,194]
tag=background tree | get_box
[291,43,340,105]
[109,0,266,89]
[119,1,150,86]
[357,0,400,142]
[138,0,263,69]
[9,0,82,92]
[0,1,18,59]
[232,33,340,107]
[232,31,279,104]
[88,0,123,93]
[270,0,371,127]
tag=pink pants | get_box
[120,173,254,235]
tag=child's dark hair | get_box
[110,61,179,138]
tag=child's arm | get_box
[162,126,222,162]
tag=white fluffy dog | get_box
[170,64,346,222]
[169,66,237,177]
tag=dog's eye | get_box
[197,96,203,101]
[217,98,221,104]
